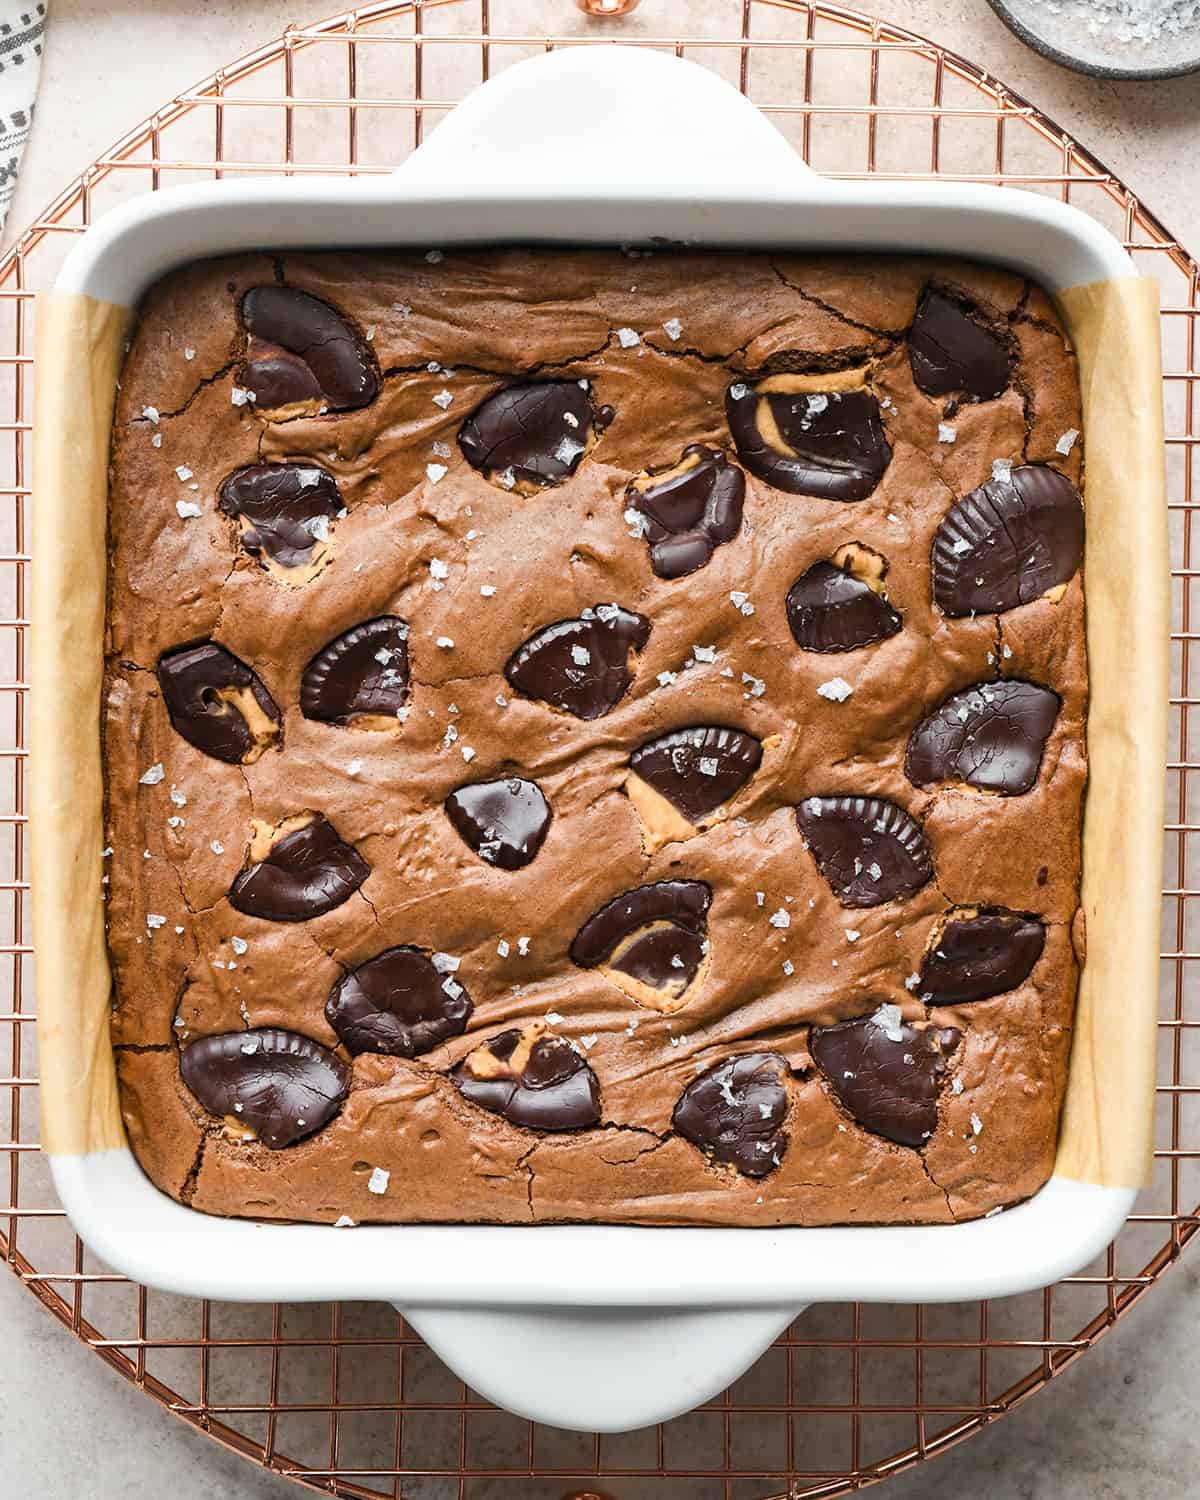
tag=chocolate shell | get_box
[452,1026,601,1131]
[240,285,379,413]
[229,815,369,922]
[628,445,745,579]
[907,288,1013,402]
[505,605,650,720]
[919,908,1045,1004]
[726,378,891,501]
[300,617,410,727]
[628,725,762,824]
[810,1009,960,1147]
[218,462,343,571]
[932,465,1084,617]
[326,946,472,1057]
[905,679,1060,796]
[786,560,902,653]
[796,795,933,908]
[458,380,598,489]
[445,778,552,870]
[180,1028,349,1148]
[156,641,281,765]
[672,1052,790,1178]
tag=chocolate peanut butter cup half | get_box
[673,1052,790,1178]
[627,445,745,579]
[726,374,891,501]
[905,679,1059,796]
[229,813,369,922]
[919,908,1045,1004]
[452,1025,600,1131]
[180,1028,349,1149]
[156,641,281,765]
[571,880,712,1014]
[327,946,472,1057]
[219,462,343,579]
[445,777,551,870]
[626,725,761,849]
[786,544,903,653]
[907,287,1013,402]
[458,379,603,492]
[505,604,650,720]
[796,795,933,908]
[300,617,410,729]
[932,464,1084,617]
[810,1007,960,1147]
[240,285,379,416]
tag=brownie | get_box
[104,249,1086,1226]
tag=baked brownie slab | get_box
[105,249,1085,1226]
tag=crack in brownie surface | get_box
[105,248,1086,1227]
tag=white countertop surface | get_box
[3,2,1198,1496]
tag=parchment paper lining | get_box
[32,293,131,1156]
[31,275,1166,1192]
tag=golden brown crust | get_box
[105,249,1084,1225]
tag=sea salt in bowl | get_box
[989,0,1200,77]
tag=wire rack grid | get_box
[2,2,1197,1497]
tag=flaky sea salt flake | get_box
[817,676,853,703]
[869,1002,905,1043]
[139,762,165,786]
[367,1167,390,1194]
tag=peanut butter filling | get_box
[832,541,888,592]
[755,369,872,459]
[600,924,712,1015]
[248,810,316,863]
[213,684,281,763]
[462,1021,547,1080]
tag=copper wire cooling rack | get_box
[3,2,1199,1496]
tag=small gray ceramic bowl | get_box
[988,0,1200,79]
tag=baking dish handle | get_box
[401,1301,798,1432]
[392,44,825,197]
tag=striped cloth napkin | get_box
[0,3,45,230]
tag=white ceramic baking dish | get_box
[35,46,1164,1433]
